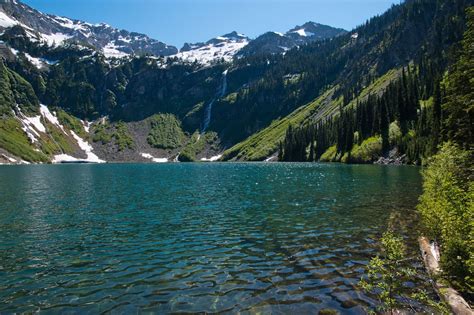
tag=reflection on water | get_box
[0,163,422,313]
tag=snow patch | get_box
[52,154,80,163]
[82,120,91,133]
[173,38,248,65]
[39,104,65,132]
[1,154,17,163]
[40,32,71,46]
[140,153,168,163]
[291,28,314,37]
[0,11,18,28]
[14,106,46,143]
[103,42,129,59]
[54,16,88,32]
[200,154,222,162]
[118,35,131,43]
[264,156,277,162]
[24,53,44,69]
[70,131,105,163]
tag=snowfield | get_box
[140,153,168,163]
[173,33,249,65]
[13,104,105,163]
[200,155,223,162]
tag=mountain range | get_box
[0,0,472,165]
[0,0,347,63]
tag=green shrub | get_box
[349,136,382,163]
[114,122,134,151]
[360,231,449,314]
[389,121,402,145]
[320,145,338,162]
[0,61,39,116]
[147,114,185,149]
[92,123,112,144]
[92,121,134,151]
[417,142,473,291]
[178,131,217,162]
[56,109,87,139]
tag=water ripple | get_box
[0,163,424,313]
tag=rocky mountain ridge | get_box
[0,0,178,57]
[0,0,347,64]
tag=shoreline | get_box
[419,237,473,315]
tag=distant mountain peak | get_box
[0,0,178,58]
[238,21,347,57]
[221,31,247,40]
[287,21,347,39]
[174,31,250,65]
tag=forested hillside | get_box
[0,0,472,164]
[224,0,473,162]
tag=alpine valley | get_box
[0,0,472,165]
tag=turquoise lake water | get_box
[0,163,423,314]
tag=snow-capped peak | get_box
[0,0,178,58]
[287,21,346,40]
[173,31,249,65]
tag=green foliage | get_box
[360,232,416,313]
[147,114,185,149]
[320,145,338,162]
[179,132,218,162]
[417,142,473,291]
[389,121,402,145]
[222,88,334,161]
[39,120,75,156]
[0,117,48,162]
[92,123,112,145]
[92,121,134,151]
[0,60,39,116]
[56,109,87,139]
[349,136,382,164]
[114,122,134,151]
[442,7,474,150]
[360,232,449,314]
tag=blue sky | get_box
[22,0,398,48]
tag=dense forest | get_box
[280,2,473,165]
[3,0,472,150]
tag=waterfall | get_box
[201,69,228,133]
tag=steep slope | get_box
[222,69,400,161]
[275,2,474,165]
[0,0,177,57]
[0,60,103,163]
[214,0,473,151]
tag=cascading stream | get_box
[201,69,228,133]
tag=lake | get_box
[0,163,423,314]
